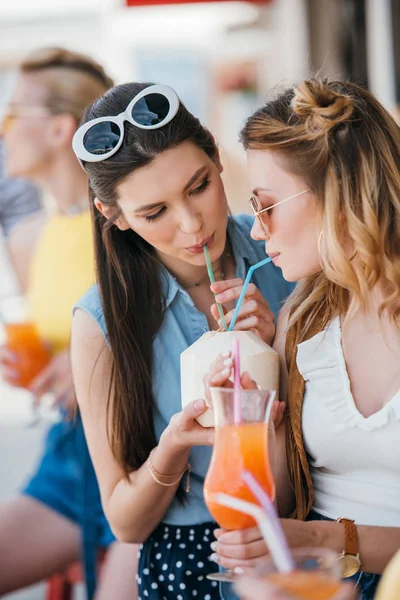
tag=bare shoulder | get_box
[72,307,105,346]
[71,307,110,368]
[71,308,112,415]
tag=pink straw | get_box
[232,338,241,424]
[242,470,295,571]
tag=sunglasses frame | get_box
[2,107,52,134]
[250,188,311,235]
[72,84,180,163]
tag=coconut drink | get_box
[180,330,279,427]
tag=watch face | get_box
[339,555,361,578]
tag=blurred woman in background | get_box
[0,47,138,599]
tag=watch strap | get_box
[337,518,359,556]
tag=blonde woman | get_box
[208,79,400,600]
[0,48,137,599]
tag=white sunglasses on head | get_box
[72,84,180,163]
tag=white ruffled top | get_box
[298,317,400,526]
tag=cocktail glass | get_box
[1,296,51,425]
[204,387,276,581]
[258,547,342,600]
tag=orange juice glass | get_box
[204,387,276,530]
[4,322,51,389]
[260,548,342,600]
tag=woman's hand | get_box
[203,352,286,429]
[29,349,75,410]
[210,520,318,572]
[162,399,215,452]
[210,526,268,571]
[0,345,20,385]
[210,279,275,345]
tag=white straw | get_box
[241,471,295,572]
[215,493,294,573]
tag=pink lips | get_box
[186,233,215,254]
[268,252,280,265]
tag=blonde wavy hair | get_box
[240,78,400,333]
[20,47,114,122]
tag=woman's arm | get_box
[212,517,400,575]
[287,519,400,575]
[71,308,214,543]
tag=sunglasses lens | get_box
[83,121,121,156]
[131,93,170,127]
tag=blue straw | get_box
[228,257,273,331]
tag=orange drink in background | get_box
[204,420,275,529]
[4,322,51,388]
[1,297,51,389]
[267,571,342,600]
[257,548,342,600]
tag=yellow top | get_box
[28,211,95,354]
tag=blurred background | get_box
[0,0,399,598]
[0,0,399,213]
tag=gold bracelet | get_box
[147,449,191,492]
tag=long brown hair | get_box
[80,83,219,478]
[240,79,400,335]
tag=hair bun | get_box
[292,79,353,135]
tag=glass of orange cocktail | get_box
[1,296,51,390]
[258,548,342,600]
[4,322,51,389]
[204,387,276,581]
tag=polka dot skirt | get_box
[137,521,221,599]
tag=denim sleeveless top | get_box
[74,214,294,526]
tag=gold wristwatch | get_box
[336,518,361,578]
